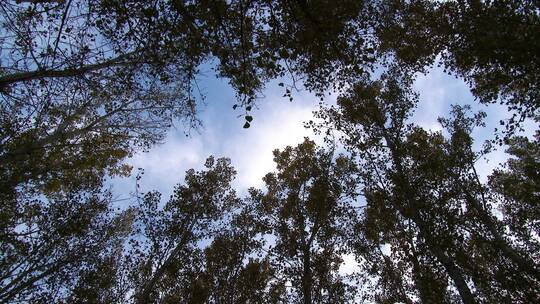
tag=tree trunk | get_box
[0,51,138,87]
[462,189,540,281]
[380,128,477,304]
[302,247,312,304]
[135,221,194,304]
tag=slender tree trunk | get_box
[136,221,194,304]
[0,51,139,87]
[421,231,476,304]
[380,128,477,304]
[462,189,540,281]
[302,247,312,304]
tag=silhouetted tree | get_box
[128,157,240,303]
[314,71,540,303]
[252,138,359,304]
[489,128,540,271]
[0,187,134,303]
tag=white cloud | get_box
[111,89,322,198]
[113,65,534,200]
[109,133,207,201]
[412,65,474,132]
[224,97,320,189]
[131,135,205,191]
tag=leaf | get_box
[245,115,253,122]
[243,122,251,128]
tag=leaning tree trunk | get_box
[380,129,477,304]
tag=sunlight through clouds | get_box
[224,98,320,189]
[112,86,324,198]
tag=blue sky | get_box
[110,63,536,202]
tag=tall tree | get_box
[127,156,240,304]
[314,71,540,303]
[0,187,134,303]
[193,210,275,304]
[489,128,540,268]
[253,138,358,303]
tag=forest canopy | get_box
[1,0,539,303]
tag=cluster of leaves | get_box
[377,0,540,135]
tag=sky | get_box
[110,63,535,204]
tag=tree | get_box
[0,187,134,303]
[253,138,358,304]
[489,128,540,268]
[110,157,278,304]
[314,71,540,303]
[195,216,274,303]
[314,71,472,303]
[127,156,240,304]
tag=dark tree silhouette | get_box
[1,1,539,303]
[314,71,540,303]
[252,139,358,303]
